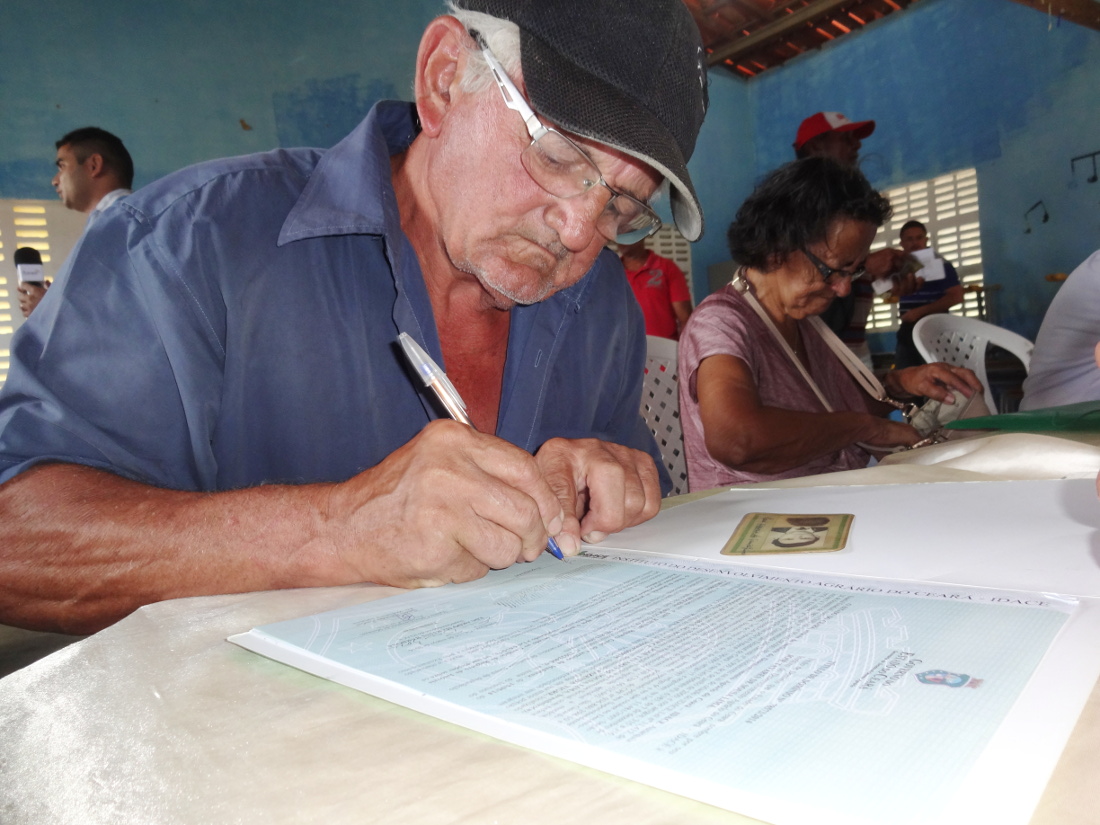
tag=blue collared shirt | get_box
[0,102,668,494]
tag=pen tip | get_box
[546,536,564,560]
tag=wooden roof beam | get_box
[705,0,861,66]
[1004,0,1100,31]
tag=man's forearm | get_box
[673,300,692,333]
[0,422,610,634]
[0,463,339,634]
[905,286,965,322]
[916,296,959,317]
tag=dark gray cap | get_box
[454,0,709,241]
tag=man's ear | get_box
[414,16,470,138]
[84,153,106,178]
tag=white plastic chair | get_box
[641,335,689,496]
[912,315,1034,413]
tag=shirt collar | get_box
[94,188,132,213]
[276,99,594,313]
[278,101,419,246]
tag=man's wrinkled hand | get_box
[534,438,661,553]
[322,420,566,589]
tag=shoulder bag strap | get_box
[731,270,835,413]
[804,315,909,413]
[737,269,909,413]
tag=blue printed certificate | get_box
[231,556,1073,825]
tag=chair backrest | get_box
[912,315,1034,412]
[641,335,689,496]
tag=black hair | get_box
[900,219,927,234]
[727,157,891,272]
[56,127,134,189]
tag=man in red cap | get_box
[793,111,875,167]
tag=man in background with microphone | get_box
[14,247,47,318]
[17,128,134,317]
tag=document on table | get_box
[588,478,1100,598]
[231,556,1077,825]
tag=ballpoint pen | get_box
[398,332,565,560]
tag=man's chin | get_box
[469,263,560,309]
[460,241,594,308]
[481,277,555,308]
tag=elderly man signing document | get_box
[0,0,709,633]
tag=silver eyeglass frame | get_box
[468,28,661,244]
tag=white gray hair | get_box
[446,3,522,93]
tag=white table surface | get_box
[2,433,1099,825]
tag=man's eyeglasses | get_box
[470,29,661,245]
[801,247,866,286]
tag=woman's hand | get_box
[857,416,924,451]
[886,362,983,405]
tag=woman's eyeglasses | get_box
[801,247,866,285]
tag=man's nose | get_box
[545,188,607,252]
[831,276,853,298]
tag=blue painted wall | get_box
[0,0,441,193]
[1,0,1097,340]
[684,70,755,290]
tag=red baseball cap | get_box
[794,112,876,151]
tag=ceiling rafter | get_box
[1004,0,1100,30]
[684,0,1100,80]
[684,0,918,77]
[706,0,855,66]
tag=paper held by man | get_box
[231,477,1100,825]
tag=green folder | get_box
[945,399,1100,431]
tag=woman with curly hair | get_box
[678,158,981,490]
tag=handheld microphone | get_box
[13,247,45,287]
